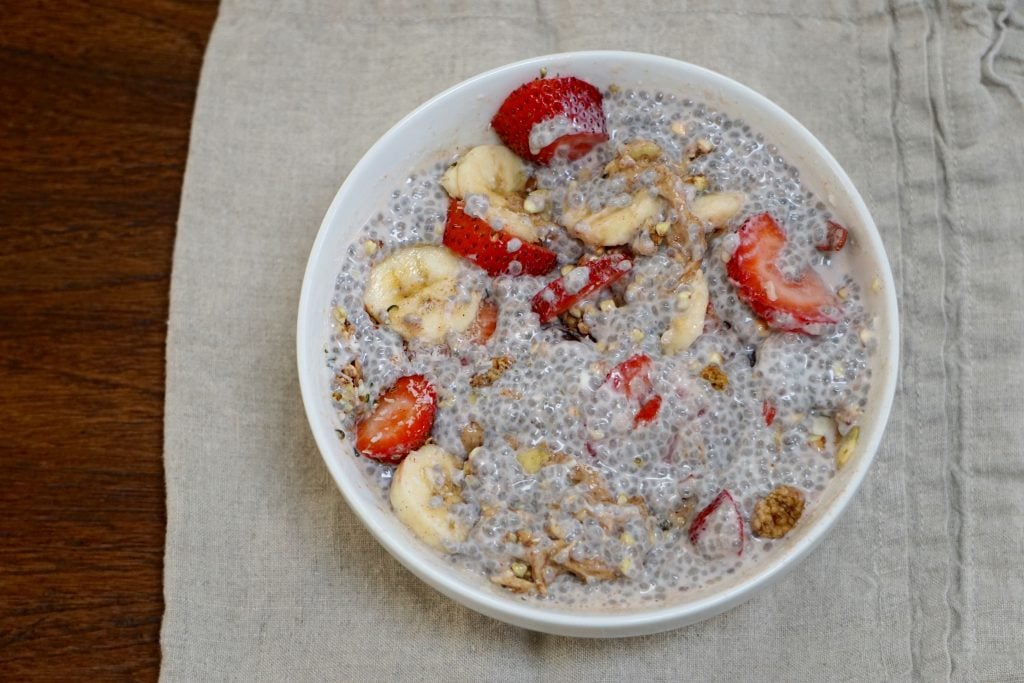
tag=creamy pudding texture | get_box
[327,87,874,607]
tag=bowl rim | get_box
[296,50,900,636]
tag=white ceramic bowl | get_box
[297,51,899,637]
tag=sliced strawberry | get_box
[355,375,436,463]
[466,299,499,344]
[726,213,840,334]
[603,354,662,428]
[816,220,849,252]
[443,199,557,277]
[491,76,608,165]
[531,252,633,324]
[762,399,777,427]
[688,489,744,558]
[634,395,662,427]
[605,353,654,400]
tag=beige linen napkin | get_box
[162,0,1024,679]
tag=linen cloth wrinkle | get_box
[161,0,1024,680]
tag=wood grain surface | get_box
[0,1,219,678]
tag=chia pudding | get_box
[325,76,875,607]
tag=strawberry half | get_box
[531,252,633,324]
[443,199,557,277]
[726,213,840,334]
[603,354,662,428]
[355,375,436,463]
[491,76,608,165]
[688,489,745,558]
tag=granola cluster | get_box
[750,485,805,539]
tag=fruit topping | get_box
[531,252,633,324]
[602,354,663,428]
[726,213,840,334]
[691,192,745,229]
[443,199,558,277]
[633,395,663,427]
[688,489,744,558]
[363,244,481,345]
[816,220,849,252]
[465,299,499,345]
[389,444,468,550]
[355,375,437,463]
[491,76,608,165]
[441,145,541,243]
[605,353,654,400]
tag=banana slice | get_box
[390,444,469,551]
[691,192,744,229]
[442,144,527,197]
[441,145,540,243]
[563,190,664,247]
[661,268,709,354]
[364,245,481,345]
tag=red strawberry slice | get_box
[634,395,662,427]
[531,252,633,324]
[491,76,608,165]
[466,299,499,345]
[443,199,557,277]
[603,354,662,428]
[726,213,840,334]
[688,489,745,557]
[605,353,654,400]
[815,220,849,252]
[355,375,436,463]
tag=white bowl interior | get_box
[297,51,899,637]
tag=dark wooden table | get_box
[0,2,219,678]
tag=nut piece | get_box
[751,485,805,539]
[684,174,709,191]
[490,569,534,593]
[516,445,552,474]
[523,189,548,214]
[470,356,514,388]
[700,363,729,391]
[622,139,662,160]
[459,421,484,453]
[835,426,860,469]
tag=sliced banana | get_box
[390,444,469,551]
[559,140,674,247]
[442,144,526,196]
[661,268,709,354]
[364,245,481,345]
[441,145,541,243]
[691,192,744,229]
[563,190,664,247]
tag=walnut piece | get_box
[470,356,514,388]
[751,485,805,539]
